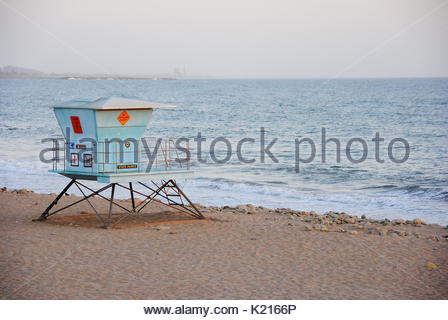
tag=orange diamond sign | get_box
[117,111,130,126]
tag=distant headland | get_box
[0,65,212,80]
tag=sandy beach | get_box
[0,188,447,300]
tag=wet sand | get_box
[0,189,447,299]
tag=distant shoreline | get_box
[0,74,208,80]
[1,75,448,80]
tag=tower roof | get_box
[53,96,176,110]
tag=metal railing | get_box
[51,137,192,174]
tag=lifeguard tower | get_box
[33,97,203,228]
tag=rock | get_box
[312,225,328,232]
[413,218,426,225]
[387,229,400,236]
[361,214,366,219]
[367,227,384,236]
[426,262,438,270]
[235,205,248,214]
[15,189,34,194]
[392,219,406,225]
[398,231,407,237]
[222,206,235,213]
[79,211,89,215]
[348,231,358,235]
[0,187,7,192]
[304,226,312,231]
[150,226,170,231]
[168,231,177,235]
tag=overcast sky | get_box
[0,0,447,78]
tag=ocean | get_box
[0,78,447,224]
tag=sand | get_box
[0,189,447,299]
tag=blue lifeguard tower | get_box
[34,97,203,227]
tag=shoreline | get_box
[2,186,447,229]
[1,188,447,299]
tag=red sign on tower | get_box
[70,116,83,134]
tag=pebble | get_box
[235,205,248,214]
[392,219,406,225]
[426,262,438,270]
[12,188,35,194]
[413,218,426,225]
[150,226,170,231]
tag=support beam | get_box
[129,182,136,212]
[105,183,116,228]
[32,178,204,228]
[32,179,75,221]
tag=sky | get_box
[0,0,447,78]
